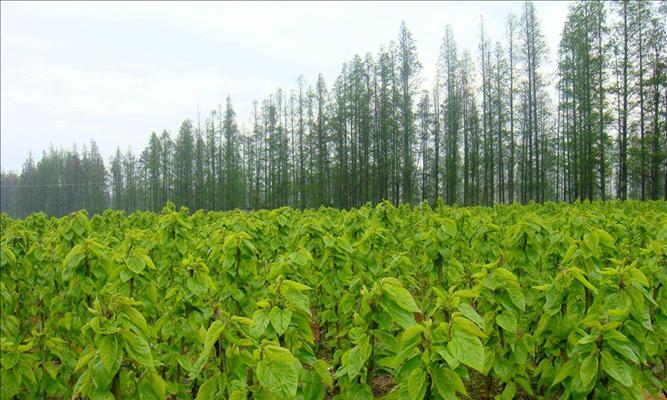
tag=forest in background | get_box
[1,1,666,217]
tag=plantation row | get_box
[1,201,666,399]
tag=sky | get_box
[1,1,571,173]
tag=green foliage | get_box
[1,201,666,399]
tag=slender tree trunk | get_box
[620,0,629,201]
[639,17,645,200]
[598,11,606,201]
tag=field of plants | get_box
[1,201,666,400]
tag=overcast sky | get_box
[1,1,571,172]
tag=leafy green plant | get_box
[1,201,666,399]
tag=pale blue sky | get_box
[1,1,570,172]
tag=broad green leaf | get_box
[313,359,333,388]
[283,288,310,314]
[98,334,121,373]
[62,245,85,280]
[606,339,639,364]
[141,254,156,270]
[90,357,114,391]
[269,307,292,336]
[282,280,312,291]
[335,339,371,380]
[453,315,485,338]
[583,233,600,256]
[334,339,371,381]
[249,311,271,338]
[562,244,577,264]
[496,311,518,333]
[256,345,301,399]
[2,352,19,370]
[407,368,427,400]
[121,305,150,336]
[552,360,575,386]
[440,220,457,237]
[431,366,466,399]
[627,268,649,288]
[496,268,519,283]
[447,329,484,372]
[400,324,425,347]
[195,376,218,400]
[569,268,599,294]
[498,382,517,400]
[434,345,460,370]
[121,330,154,369]
[506,283,525,311]
[600,350,632,387]
[380,294,416,329]
[188,275,207,297]
[75,350,96,373]
[138,371,165,400]
[382,283,420,313]
[204,320,225,349]
[342,383,373,400]
[577,334,598,345]
[126,255,145,274]
[190,320,226,378]
[594,229,615,249]
[580,353,598,387]
[456,302,484,330]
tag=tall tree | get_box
[4,15,666,218]
[222,96,241,209]
[520,0,548,202]
[397,22,421,204]
[146,133,162,211]
[193,119,206,211]
[314,74,330,206]
[507,13,518,203]
[493,41,508,203]
[647,3,666,200]
[432,77,441,204]
[614,0,631,200]
[174,120,194,209]
[417,92,432,202]
[110,148,124,211]
[440,25,461,205]
[159,130,174,204]
[123,149,137,212]
[479,17,494,206]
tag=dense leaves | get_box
[1,200,666,399]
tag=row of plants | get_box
[1,200,666,399]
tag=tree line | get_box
[1,0,666,218]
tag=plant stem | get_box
[112,370,121,400]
